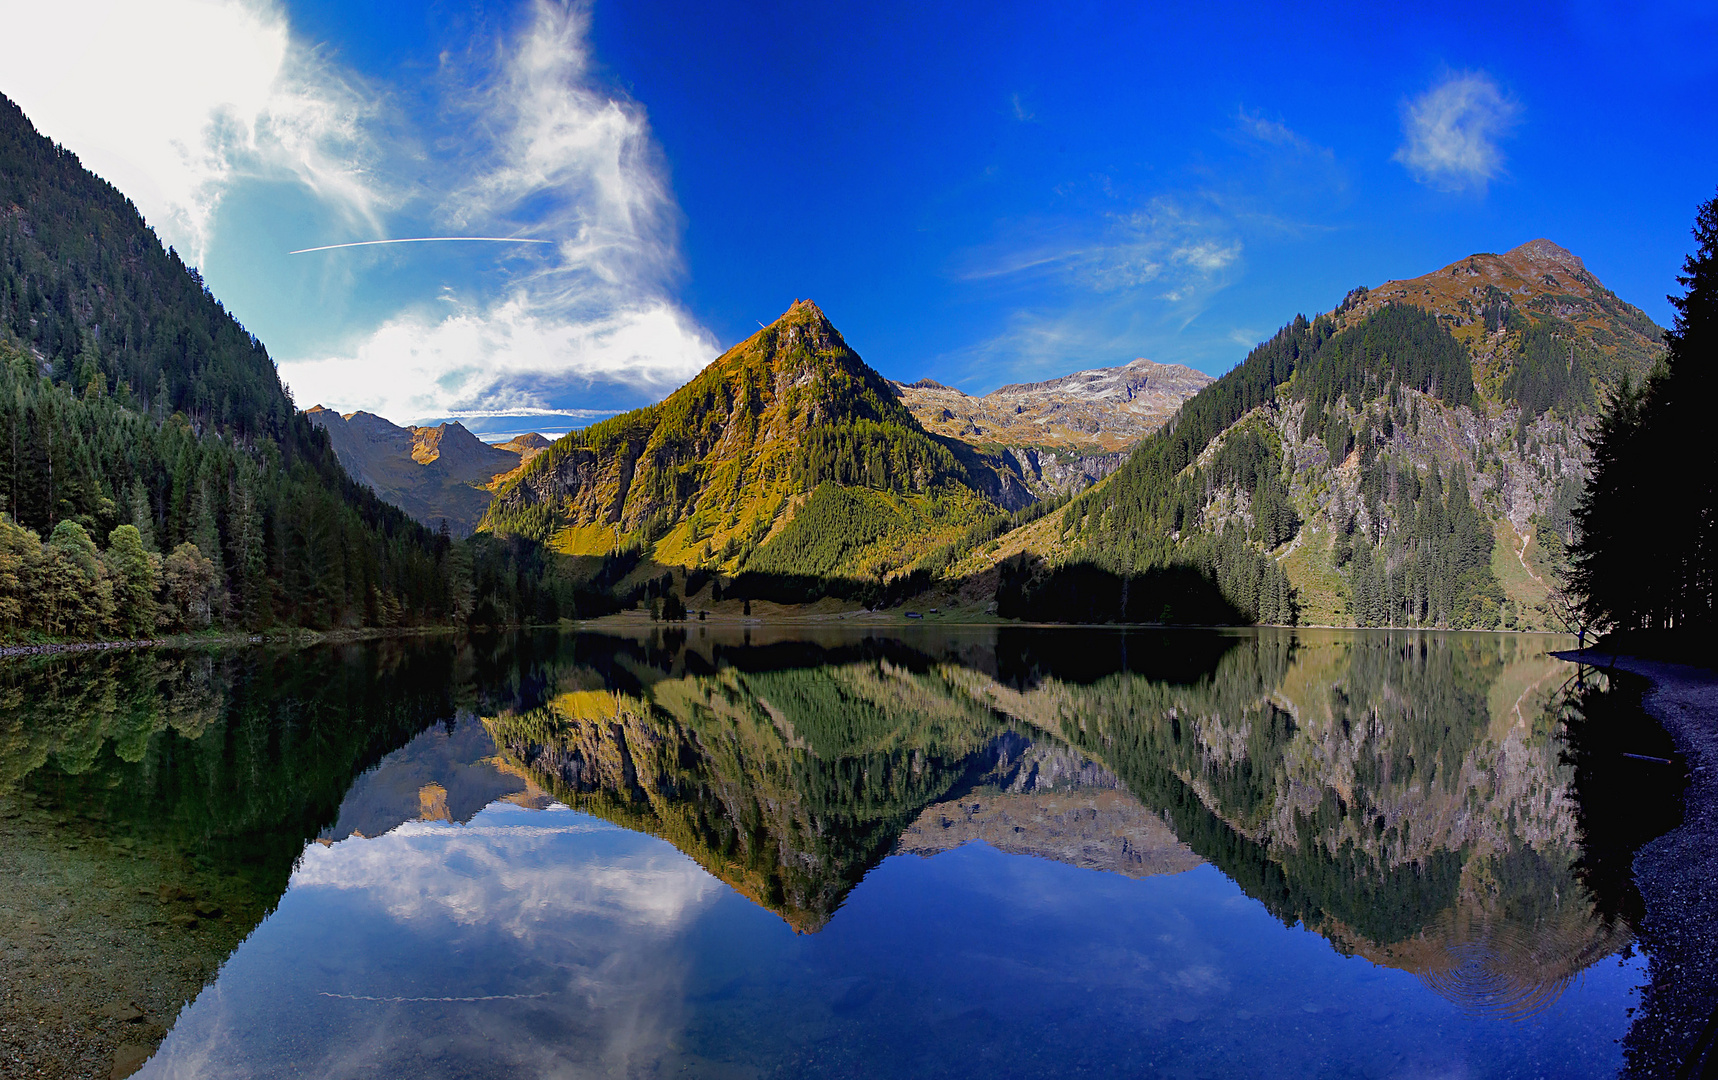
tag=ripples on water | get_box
[0,627,1678,1078]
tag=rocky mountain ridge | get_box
[969,238,1666,630]
[305,407,546,535]
[895,357,1211,495]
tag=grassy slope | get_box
[483,301,998,582]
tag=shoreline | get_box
[0,625,460,660]
[0,619,1575,658]
[1557,647,1718,1077]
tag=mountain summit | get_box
[305,408,542,535]
[481,301,1019,577]
[1336,238,1663,382]
[975,240,1666,629]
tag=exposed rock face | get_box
[305,407,543,535]
[895,358,1213,496]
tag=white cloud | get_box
[279,0,719,422]
[294,811,722,937]
[1393,71,1522,194]
[963,197,1241,301]
[0,0,718,425]
[0,0,387,264]
[281,293,713,420]
[149,806,726,1078]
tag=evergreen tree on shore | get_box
[1573,191,1718,633]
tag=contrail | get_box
[288,237,555,255]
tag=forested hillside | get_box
[971,240,1664,628]
[480,300,1024,587]
[0,93,463,637]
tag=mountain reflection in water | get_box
[0,628,1661,1079]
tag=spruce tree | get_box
[1573,190,1718,634]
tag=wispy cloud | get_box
[0,0,388,265]
[283,293,712,420]
[281,0,718,422]
[1234,108,1313,153]
[0,0,717,426]
[1393,70,1521,194]
[960,196,1241,301]
[1010,93,1035,122]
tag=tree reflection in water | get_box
[0,627,1670,1077]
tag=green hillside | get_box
[973,239,1665,629]
[0,93,458,635]
[480,300,1017,584]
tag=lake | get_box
[0,626,1681,1078]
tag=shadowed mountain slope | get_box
[306,408,543,535]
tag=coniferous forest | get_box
[0,94,543,638]
[1573,191,1718,638]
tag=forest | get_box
[1028,305,1490,625]
[1574,190,1718,640]
[0,92,582,640]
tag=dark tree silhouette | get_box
[1573,190,1718,634]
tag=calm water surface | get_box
[0,628,1673,1078]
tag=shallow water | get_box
[0,627,1673,1078]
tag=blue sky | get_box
[1,1,1714,438]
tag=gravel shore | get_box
[1560,647,1718,1078]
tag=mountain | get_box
[305,408,544,536]
[973,239,1666,629]
[1338,238,1664,384]
[894,358,1212,496]
[492,432,552,462]
[480,299,1029,581]
[0,90,453,634]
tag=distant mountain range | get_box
[305,408,548,535]
[0,78,1676,637]
[894,357,1211,496]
